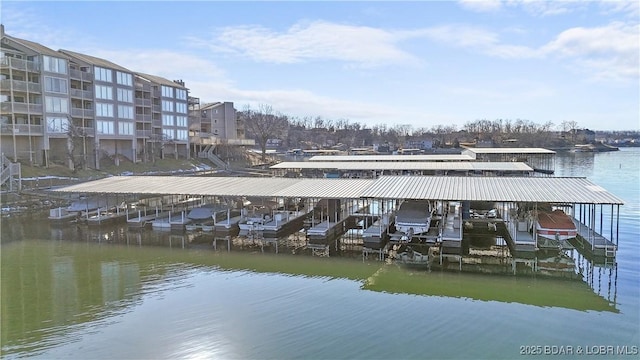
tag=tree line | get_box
[238,104,632,160]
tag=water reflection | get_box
[555,151,595,177]
[1,213,623,357]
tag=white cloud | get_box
[459,0,586,16]
[415,25,538,58]
[599,1,640,18]
[458,0,503,13]
[413,22,638,81]
[209,21,421,67]
[541,22,639,81]
[1,6,78,50]
[90,49,230,85]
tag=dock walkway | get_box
[571,218,617,257]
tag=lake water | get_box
[2,148,639,359]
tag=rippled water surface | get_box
[2,148,639,359]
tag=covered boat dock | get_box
[270,161,534,178]
[461,147,556,174]
[52,175,623,266]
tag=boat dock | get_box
[261,210,309,238]
[51,175,624,270]
[86,205,136,226]
[213,215,243,236]
[570,218,617,258]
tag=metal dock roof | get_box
[462,147,556,154]
[271,161,533,172]
[360,176,624,204]
[307,154,475,161]
[52,175,624,205]
[53,176,376,199]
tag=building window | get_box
[162,100,174,112]
[176,116,187,127]
[162,128,174,140]
[46,117,69,133]
[95,67,112,82]
[43,56,67,74]
[44,77,68,93]
[95,85,113,100]
[96,103,114,117]
[118,105,134,119]
[176,89,187,100]
[45,96,69,113]
[117,88,133,103]
[116,71,132,86]
[118,122,134,135]
[161,85,173,98]
[176,102,187,114]
[176,129,188,140]
[162,114,174,126]
[96,120,115,134]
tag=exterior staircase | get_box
[197,145,228,170]
[1,154,22,192]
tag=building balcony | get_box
[189,132,255,146]
[0,56,40,72]
[74,127,95,137]
[0,102,44,114]
[70,88,93,99]
[152,104,161,112]
[135,114,152,122]
[136,130,152,138]
[69,68,93,81]
[0,124,44,135]
[0,79,41,93]
[135,98,152,107]
[70,108,94,118]
[135,82,151,91]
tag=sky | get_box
[2,1,639,131]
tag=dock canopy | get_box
[360,176,624,204]
[52,176,376,199]
[52,175,624,205]
[270,161,533,172]
[308,154,474,162]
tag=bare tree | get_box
[65,118,87,172]
[560,120,579,143]
[241,104,289,161]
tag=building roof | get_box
[52,175,624,205]
[136,72,188,89]
[271,161,533,172]
[200,102,224,110]
[360,176,623,204]
[462,147,556,154]
[2,34,64,58]
[308,154,475,161]
[59,49,132,72]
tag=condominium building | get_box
[1,25,58,166]
[1,25,191,169]
[189,101,255,157]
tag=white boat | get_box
[185,204,231,232]
[49,197,116,224]
[536,209,577,242]
[394,200,433,236]
[238,206,272,232]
